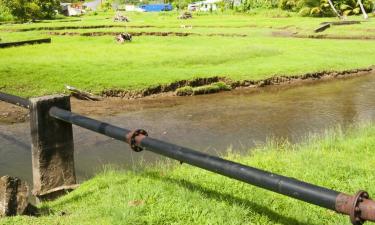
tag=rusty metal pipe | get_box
[336,192,375,224]
[48,106,375,224]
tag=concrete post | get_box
[29,95,77,201]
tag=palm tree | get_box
[327,0,343,19]
[357,0,369,19]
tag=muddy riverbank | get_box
[0,67,373,124]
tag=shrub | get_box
[279,0,301,10]
[339,0,374,16]
[298,0,334,17]
[0,4,13,21]
[1,0,60,22]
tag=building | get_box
[138,4,173,12]
[60,3,85,16]
[188,0,221,11]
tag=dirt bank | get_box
[46,31,249,38]
[5,25,155,32]
[271,31,375,40]
[100,67,374,98]
[0,67,373,124]
[47,30,375,40]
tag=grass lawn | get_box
[1,125,374,225]
[0,11,375,97]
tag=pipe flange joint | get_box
[350,190,370,225]
[130,129,148,152]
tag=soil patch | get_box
[0,38,51,48]
[294,34,375,40]
[102,76,223,98]
[271,30,297,37]
[0,102,29,124]
[46,31,249,38]
[47,31,194,37]
[271,31,375,40]
[7,25,155,32]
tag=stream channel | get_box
[1,73,374,184]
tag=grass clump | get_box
[176,82,231,96]
[192,81,231,95]
[1,125,374,225]
[175,86,193,96]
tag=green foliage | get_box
[238,0,278,12]
[279,0,301,11]
[98,0,115,12]
[338,0,374,16]
[0,4,13,21]
[1,0,60,21]
[212,81,231,90]
[282,0,375,16]
[298,0,333,17]
[171,0,196,10]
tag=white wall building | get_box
[188,0,221,11]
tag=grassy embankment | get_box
[0,11,375,97]
[1,125,374,225]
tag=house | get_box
[138,4,173,12]
[60,3,85,16]
[123,5,146,12]
[188,0,221,11]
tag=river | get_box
[1,73,374,184]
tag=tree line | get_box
[0,0,373,22]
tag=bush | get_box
[339,0,374,16]
[0,4,13,21]
[279,0,300,10]
[298,0,334,16]
[238,0,279,12]
[1,0,60,22]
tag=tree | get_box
[0,4,13,21]
[1,0,60,22]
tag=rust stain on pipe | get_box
[126,130,148,152]
[126,132,146,145]
[336,192,375,224]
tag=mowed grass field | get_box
[1,125,375,225]
[1,11,375,97]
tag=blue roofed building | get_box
[139,4,173,12]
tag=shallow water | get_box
[1,74,375,183]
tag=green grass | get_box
[1,125,374,225]
[176,81,231,95]
[0,11,375,97]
